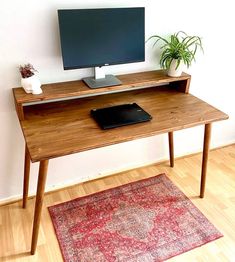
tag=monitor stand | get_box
[83,67,122,89]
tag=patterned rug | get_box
[48,174,222,262]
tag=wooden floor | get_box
[0,144,235,262]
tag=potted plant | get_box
[19,63,42,94]
[147,31,203,77]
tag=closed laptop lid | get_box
[91,103,152,129]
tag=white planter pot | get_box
[21,75,42,95]
[167,59,184,77]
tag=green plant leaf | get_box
[146,31,203,69]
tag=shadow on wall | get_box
[0,111,24,199]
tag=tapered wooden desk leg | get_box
[31,160,49,255]
[23,146,31,208]
[168,132,174,167]
[200,124,212,198]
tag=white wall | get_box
[1,0,235,202]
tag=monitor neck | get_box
[94,66,105,79]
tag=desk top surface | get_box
[20,86,228,162]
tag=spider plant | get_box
[147,31,203,70]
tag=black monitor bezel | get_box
[57,7,145,70]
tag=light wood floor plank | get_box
[1,144,235,261]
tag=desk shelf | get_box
[13,70,191,120]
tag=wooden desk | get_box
[13,70,228,254]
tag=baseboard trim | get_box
[1,142,234,207]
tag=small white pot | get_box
[21,75,42,95]
[167,59,184,77]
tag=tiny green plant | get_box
[147,31,203,70]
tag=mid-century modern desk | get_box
[12,70,228,254]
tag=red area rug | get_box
[48,174,222,262]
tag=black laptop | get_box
[91,103,152,130]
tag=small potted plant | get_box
[19,63,42,94]
[147,31,203,77]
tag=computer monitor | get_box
[57,7,145,88]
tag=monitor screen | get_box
[57,8,145,70]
